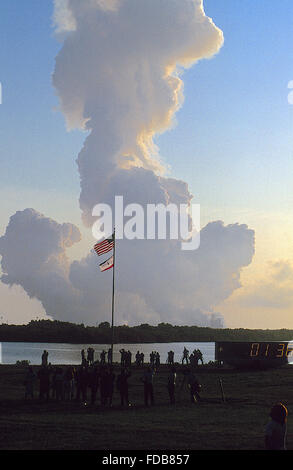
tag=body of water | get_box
[0,341,215,365]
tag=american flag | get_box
[93,233,114,256]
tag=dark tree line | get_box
[0,319,292,344]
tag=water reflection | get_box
[1,341,215,365]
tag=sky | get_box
[0,0,293,329]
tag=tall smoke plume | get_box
[52,0,224,225]
[0,0,255,326]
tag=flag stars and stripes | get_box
[93,234,114,256]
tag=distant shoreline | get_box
[0,319,292,344]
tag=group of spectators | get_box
[24,347,289,450]
[181,347,203,366]
[23,347,203,408]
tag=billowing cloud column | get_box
[0,1,255,326]
[52,0,224,224]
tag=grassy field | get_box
[0,363,292,451]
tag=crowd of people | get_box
[23,347,203,408]
[181,347,203,366]
[23,346,290,449]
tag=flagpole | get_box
[110,228,115,365]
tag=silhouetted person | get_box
[55,367,64,401]
[88,365,99,405]
[155,352,160,370]
[135,351,140,366]
[167,366,176,404]
[187,369,201,403]
[140,352,144,366]
[117,368,131,406]
[150,351,155,368]
[76,366,88,403]
[100,350,106,365]
[142,367,154,406]
[87,347,95,365]
[81,349,86,366]
[55,368,64,401]
[167,351,174,365]
[197,349,204,365]
[107,366,116,406]
[38,366,50,401]
[182,347,189,365]
[191,349,203,366]
[265,403,288,450]
[51,367,58,399]
[126,350,132,367]
[24,367,36,399]
[100,366,114,406]
[64,366,75,401]
[41,350,48,367]
[107,348,112,364]
[189,353,195,367]
[120,349,126,367]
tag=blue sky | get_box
[0,1,83,199]
[1,0,293,222]
[1,1,293,328]
[158,0,293,219]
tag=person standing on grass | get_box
[87,347,95,365]
[88,364,99,405]
[167,350,174,365]
[188,370,201,403]
[100,350,106,365]
[117,368,131,407]
[167,366,176,405]
[24,366,36,399]
[179,368,201,404]
[64,366,75,401]
[38,366,50,401]
[100,365,115,407]
[55,368,64,401]
[107,366,116,407]
[141,367,155,406]
[265,403,288,450]
[140,352,144,367]
[81,349,86,366]
[155,352,160,370]
[135,351,140,366]
[75,365,88,403]
[107,348,112,364]
[182,347,189,365]
[41,350,48,367]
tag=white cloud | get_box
[0,1,256,327]
[0,210,254,326]
[52,0,224,224]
